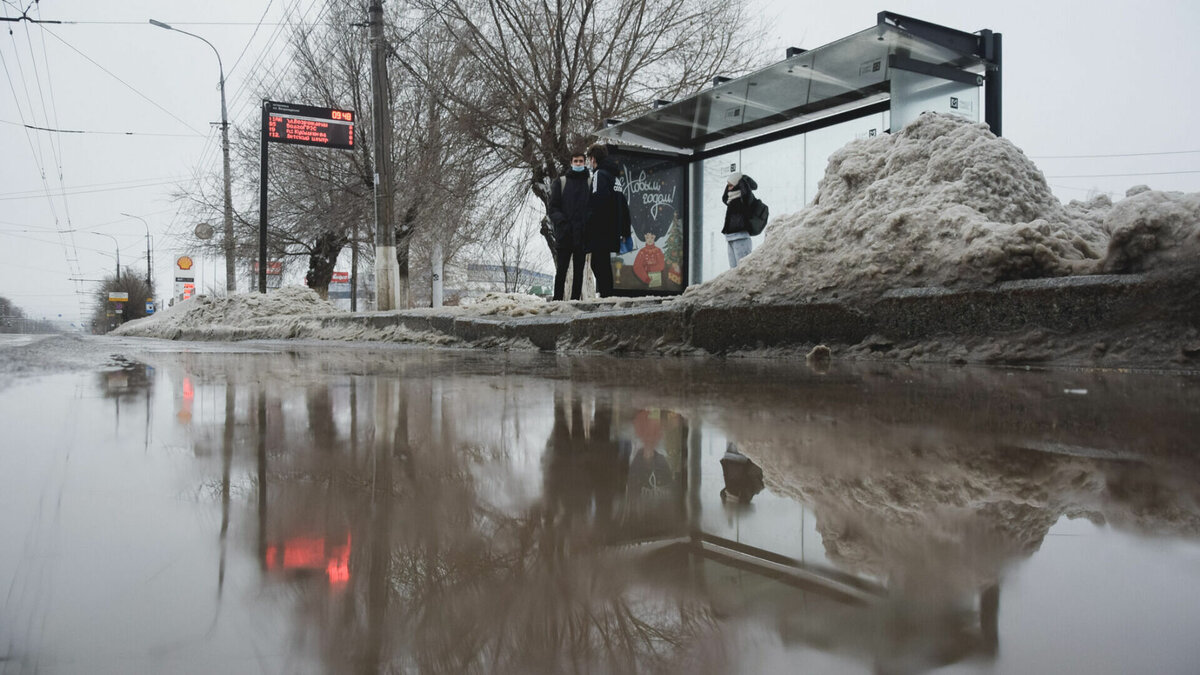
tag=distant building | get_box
[463,263,553,297]
[325,262,552,311]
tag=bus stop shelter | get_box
[594,12,1001,295]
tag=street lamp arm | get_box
[121,212,154,288]
[88,231,120,281]
[148,19,226,94]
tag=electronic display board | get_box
[265,101,355,150]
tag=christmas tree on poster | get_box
[663,214,683,286]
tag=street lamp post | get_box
[149,18,236,295]
[120,212,153,289]
[91,232,120,282]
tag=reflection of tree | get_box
[95,358,153,400]
[201,373,718,673]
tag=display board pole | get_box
[259,101,269,294]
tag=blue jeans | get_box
[727,235,752,268]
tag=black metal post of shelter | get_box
[983,30,1002,137]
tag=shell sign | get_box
[174,255,196,302]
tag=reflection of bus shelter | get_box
[606,417,1000,669]
[598,12,1001,292]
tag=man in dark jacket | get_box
[547,152,591,300]
[585,143,619,297]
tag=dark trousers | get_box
[553,246,587,300]
[590,251,613,298]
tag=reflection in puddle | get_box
[3,349,1199,673]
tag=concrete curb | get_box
[136,273,1200,362]
[312,273,1199,354]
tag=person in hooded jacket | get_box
[585,143,619,297]
[547,152,591,300]
[721,171,758,268]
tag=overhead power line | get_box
[0,117,206,137]
[45,20,331,27]
[0,177,191,201]
[38,26,207,135]
[1045,169,1200,179]
[1033,149,1200,159]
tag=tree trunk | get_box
[305,230,348,300]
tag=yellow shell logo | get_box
[177,256,194,270]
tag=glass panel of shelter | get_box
[691,111,889,285]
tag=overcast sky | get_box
[3,0,1198,324]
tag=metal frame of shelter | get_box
[595,11,1001,294]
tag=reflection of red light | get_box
[283,537,326,568]
[178,376,195,423]
[327,533,351,587]
[265,533,351,587]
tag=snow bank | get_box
[113,286,341,339]
[111,288,576,344]
[684,113,1200,306]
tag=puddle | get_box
[2,347,1198,673]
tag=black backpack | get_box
[747,197,769,236]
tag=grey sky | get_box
[2,0,1197,324]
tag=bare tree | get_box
[491,201,551,293]
[89,270,154,333]
[411,0,763,255]
[226,0,510,305]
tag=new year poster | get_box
[609,150,687,294]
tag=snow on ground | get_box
[112,288,585,344]
[112,286,341,339]
[683,112,1200,306]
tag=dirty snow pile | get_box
[111,287,575,344]
[684,112,1200,306]
[455,292,576,317]
[113,286,341,339]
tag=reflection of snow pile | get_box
[685,113,1200,305]
[737,433,1200,589]
[113,286,340,339]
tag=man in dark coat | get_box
[547,152,591,300]
[585,143,620,297]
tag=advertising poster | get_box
[609,150,687,294]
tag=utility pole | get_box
[369,0,400,310]
[220,72,235,294]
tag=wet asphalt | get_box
[2,335,1199,674]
